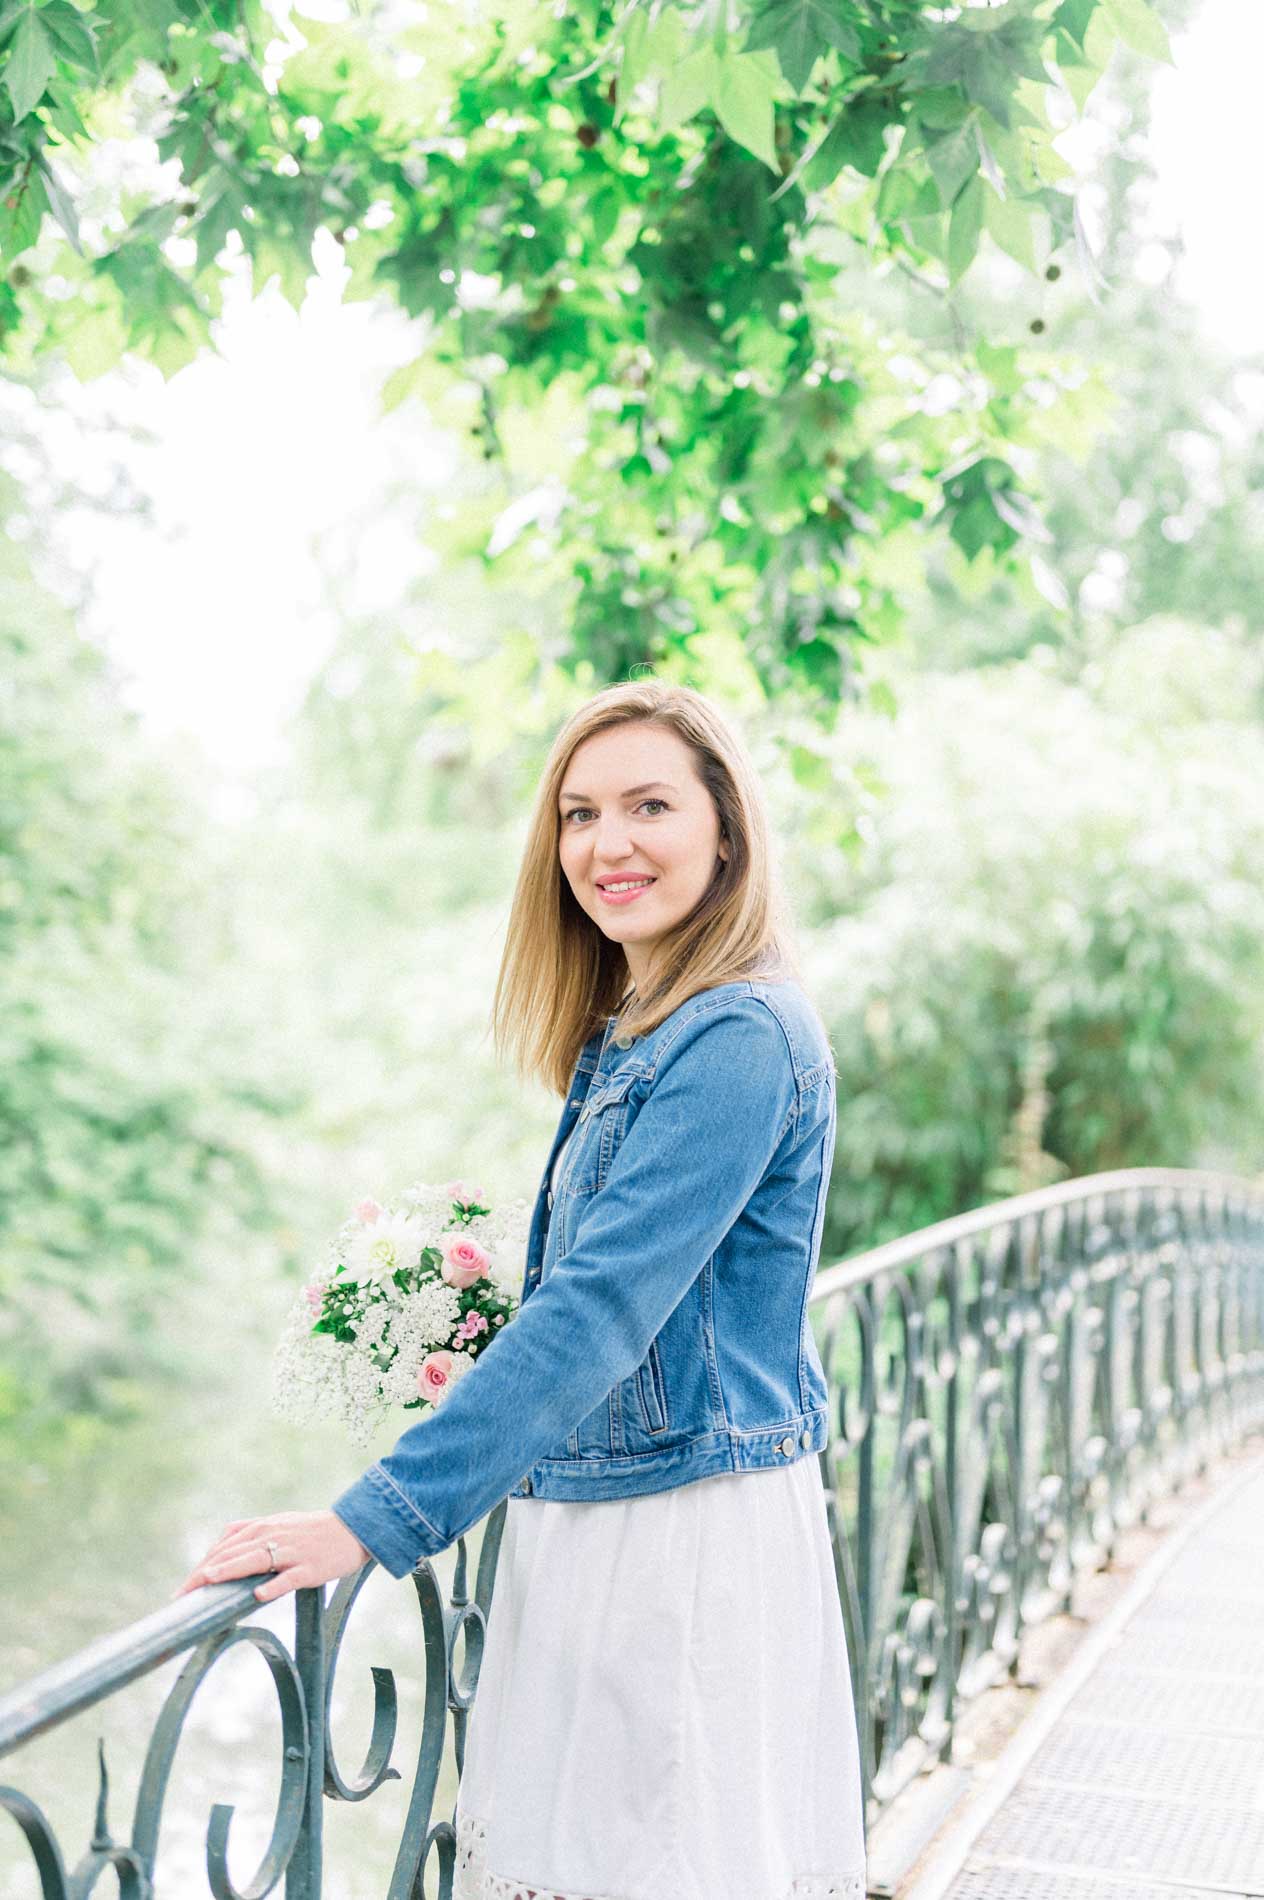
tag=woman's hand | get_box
[173,1509,374,1603]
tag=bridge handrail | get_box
[812,1165,1264,1298]
[0,1579,264,1759]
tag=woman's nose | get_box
[592,822,635,856]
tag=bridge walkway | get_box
[892,1447,1264,1900]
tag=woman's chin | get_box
[596,914,660,945]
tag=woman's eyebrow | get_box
[559,780,677,804]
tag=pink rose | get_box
[417,1350,454,1398]
[355,1197,384,1224]
[445,1179,488,1207]
[303,1281,326,1314]
[439,1231,491,1289]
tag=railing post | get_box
[941,1238,961,1749]
[287,1585,326,1900]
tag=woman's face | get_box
[557,721,730,990]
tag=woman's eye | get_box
[562,799,669,825]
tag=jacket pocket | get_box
[558,1067,642,1226]
[634,1336,669,1433]
[563,1337,668,1457]
[579,1066,640,1118]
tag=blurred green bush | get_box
[797,619,1264,1255]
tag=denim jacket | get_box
[330,977,838,1578]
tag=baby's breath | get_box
[269,1180,529,1444]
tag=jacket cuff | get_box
[329,1463,447,1580]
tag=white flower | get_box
[341,1209,428,1290]
[271,1182,534,1446]
[398,1183,464,1231]
[391,1283,463,1354]
[355,1304,391,1350]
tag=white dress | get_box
[450,1128,868,1900]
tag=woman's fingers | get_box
[173,1519,277,1596]
[172,1511,371,1602]
[173,1551,268,1595]
[252,1563,308,1604]
[204,1530,276,1569]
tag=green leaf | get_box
[710,48,781,171]
[42,86,87,140]
[914,87,972,133]
[5,10,57,121]
[619,5,686,120]
[1100,0,1172,61]
[786,634,844,695]
[789,741,834,792]
[984,185,1037,272]
[912,12,1050,128]
[947,172,984,284]
[0,158,46,257]
[973,122,1007,195]
[616,7,650,114]
[743,0,859,95]
[35,153,80,252]
[1052,0,1099,51]
[59,292,128,379]
[802,95,890,187]
[191,183,241,274]
[247,228,312,311]
[941,457,1032,560]
[976,339,1021,395]
[1055,43,1102,111]
[903,209,948,263]
[660,44,714,131]
[876,164,938,221]
[40,2,100,75]
[924,118,979,208]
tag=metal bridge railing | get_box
[3,1168,1262,1894]
[810,1166,1264,1821]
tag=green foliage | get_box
[0,507,307,1438]
[0,0,1170,709]
[885,34,1263,679]
[793,623,1264,1254]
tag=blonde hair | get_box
[491,681,803,1096]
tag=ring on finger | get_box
[265,1539,280,1571]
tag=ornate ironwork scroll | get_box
[809,1166,1264,1822]
[2,1167,1261,1890]
[0,1491,508,1898]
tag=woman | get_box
[177,680,868,1900]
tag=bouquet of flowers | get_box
[270,1178,532,1445]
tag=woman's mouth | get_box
[596,877,657,906]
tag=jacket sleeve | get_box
[328,995,800,1577]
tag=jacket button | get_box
[518,1475,533,1496]
[778,1434,795,1455]
[800,1430,811,1448]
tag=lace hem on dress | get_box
[452,1808,867,1900]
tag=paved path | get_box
[902,1450,1264,1900]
